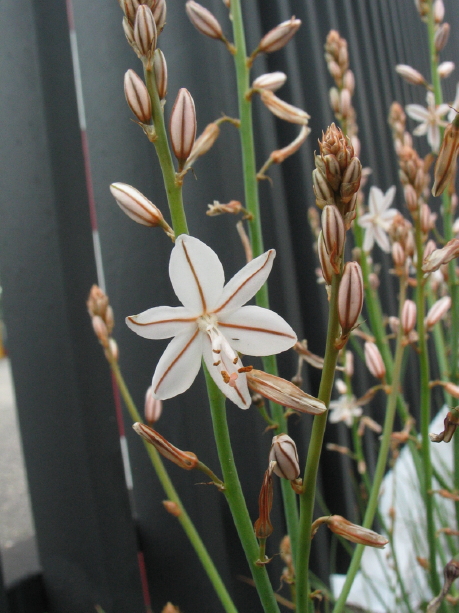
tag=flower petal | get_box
[212,250,276,315]
[373,225,391,253]
[126,306,197,339]
[151,329,203,399]
[380,185,396,211]
[169,235,225,313]
[405,104,430,122]
[362,228,375,253]
[202,337,251,409]
[219,305,297,356]
[368,186,384,214]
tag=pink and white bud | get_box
[322,154,342,191]
[124,69,152,123]
[422,238,459,273]
[123,0,141,25]
[340,157,362,203]
[185,122,220,168]
[258,17,301,54]
[312,169,334,209]
[133,423,198,469]
[122,16,137,49]
[269,434,300,480]
[425,295,451,328]
[343,70,355,95]
[252,72,287,92]
[318,231,334,285]
[438,61,455,79]
[388,316,400,335]
[170,88,197,170]
[152,0,166,33]
[404,183,418,212]
[327,515,388,548]
[145,386,163,423]
[338,262,364,333]
[444,382,459,398]
[392,242,406,268]
[185,1,224,40]
[321,204,345,273]
[401,300,417,335]
[432,121,459,197]
[423,239,437,261]
[134,5,157,63]
[340,88,351,117]
[364,342,386,379]
[420,203,433,234]
[434,0,445,23]
[329,87,340,114]
[260,90,310,125]
[434,23,450,52]
[110,183,165,227]
[92,315,109,347]
[153,49,168,100]
[247,369,327,415]
[395,64,426,86]
[345,351,354,377]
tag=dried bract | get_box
[254,467,274,539]
[133,422,198,469]
[432,119,459,197]
[430,410,459,443]
[327,515,389,548]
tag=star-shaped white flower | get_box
[329,380,363,427]
[358,186,398,253]
[126,235,297,409]
[405,91,450,153]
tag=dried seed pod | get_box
[321,204,345,273]
[425,296,451,328]
[432,119,459,197]
[186,1,224,40]
[327,515,388,548]
[269,434,300,480]
[254,467,274,538]
[110,183,166,227]
[270,124,310,164]
[401,299,417,335]
[260,90,310,125]
[422,238,459,273]
[395,64,426,86]
[338,262,364,334]
[124,69,152,123]
[170,88,197,170]
[258,17,301,54]
[364,342,386,379]
[134,4,157,64]
[133,423,198,469]
[252,71,287,92]
[430,410,459,443]
[153,49,168,100]
[145,386,163,423]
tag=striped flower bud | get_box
[343,70,355,94]
[395,64,426,86]
[247,369,326,414]
[338,262,364,334]
[438,61,455,79]
[254,467,274,539]
[420,203,433,234]
[432,119,459,197]
[312,169,334,209]
[269,434,300,481]
[434,22,450,52]
[364,342,386,380]
[134,5,157,65]
[184,122,220,169]
[423,239,437,261]
[434,0,445,23]
[318,231,334,285]
[340,88,351,117]
[340,157,362,203]
[329,87,340,114]
[110,183,166,227]
[327,516,388,548]
[422,238,459,273]
[321,204,345,273]
[122,16,136,49]
[401,300,417,335]
[170,88,197,170]
[124,69,152,123]
[153,49,168,100]
[123,0,141,25]
[252,71,287,92]
[404,183,418,212]
[259,90,310,125]
[392,242,406,268]
[322,154,342,191]
[186,1,224,40]
[145,386,163,423]
[152,0,166,33]
[258,17,301,54]
[425,296,451,329]
[345,350,354,377]
[133,423,198,469]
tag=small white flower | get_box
[329,395,363,427]
[358,186,398,253]
[126,235,297,409]
[448,82,459,123]
[405,91,450,153]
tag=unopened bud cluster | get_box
[87,285,118,361]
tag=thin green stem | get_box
[296,273,342,612]
[332,277,407,613]
[204,366,280,613]
[110,360,238,613]
[144,67,188,236]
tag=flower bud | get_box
[388,316,400,335]
[345,350,354,377]
[425,295,451,328]
[364,342,386,379]
[258,17,301,54]
[170,88,197,170]
[404,183,418,212]
[432,120,459,197]
[254,467,274,538]
[340,88,351,117]
[145,386,163,423]
[153,49,168,100]
[420,203,433,234]
[153,0,166,33]
[322,154,342,191]
[321,204,345,273]
[338,262,364,334]
[401,299,417,335]
[134,5,157,64]
[259,90,310,125]
[329,87,340,114]
[423,239,437,261]
[343,70,355,94]
[392,242,406,268]
[434,22,450,52]
[161,603,181,613]
[133,423,198,469]
[123,0,141,25]
[185,123,220,168]
[422,238,459,273]
[92,315,109,347]
[395,64,426,86]
[87,285,109,319]
[434,0,445,23]
[252,72,287,92]
[123,16,137,49]
[124,69,152,123]
[340,157,362,203]
[312,169,334,208]
[110,183,165,227]
[327,515,388,548]
[162,501,181,517]
[247,369,327,415]
[186,1,224,40]
[269,434,300,480]
[318,231,333,285]
[438,61,455,79]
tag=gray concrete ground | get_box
[0,358,40,585]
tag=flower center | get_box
[197,313,238,367]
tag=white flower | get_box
[358,186,398,253]
[126,235,297,409]
[329,394,363,427]
[448,82,459,123]
[405,91,450,153]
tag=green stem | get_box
[204,366,280,613]
[332,277,407,613]
[144,67,188,236]
[229,0,299,566]
[110,360,238,613]
[296,273,342,612]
